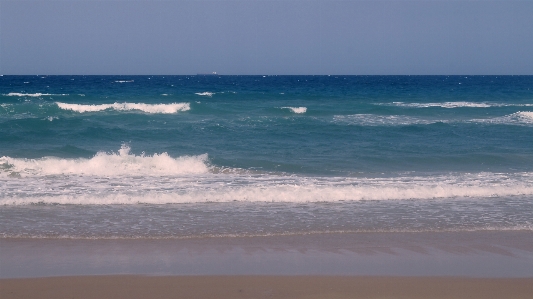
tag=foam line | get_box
[5,93,68,97]
[379,102,533,108]
[471,111,533,126]
[333,114,438,126]
[334,112,533,126]
[2,181,533,205]
[195,92,214,97]
[56,102,190,114]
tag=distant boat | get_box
[197,72,218,76]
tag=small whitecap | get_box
[333,114,439,126]
[281,107,307,114]
[56,102,190,114]
[378,102,493,108]
[195,92,214,97]
[471,111,533,126]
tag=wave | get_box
[470,111,533,126]
[1,150,532,205]
[56,102,190,114]
[0,144,209,177]
[2,175,532,205]
[195,92,214,97]
[333,114,439,126]
[333,112,533,126]
[4,93,68,97]
[114,80,134,83]
[281,107,307,114]
[378,102,533,108]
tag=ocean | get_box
[1,75,532,239]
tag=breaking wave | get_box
[378,102,533,108]
[281,107,307,114]
[333,114,439,126]
[56,102,190,114]
[471,111,533,126]
[5,93,68,97]
[0,144,209,177]
[195,92,214,97]
[333,112,533,126]
[1,146,532,205]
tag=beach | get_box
[3,276,533,299]
[2,231,533,298]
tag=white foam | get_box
[394,102,491,108]
[518,111,533,120]
[281,107,307,114]
[471,111,533,126]
[195,92,214,97]
[114,80,134,83]
[381,102,533,108]
[5,93,68,97]
[1,164,532,205]
[56,102,190,114]
[0,144,209,177]
[333,114,439,126]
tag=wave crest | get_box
[195,92,214,97]
[5,93,68,97]
[333,114,438,126]
[56,102,190,114]
[281,107,307,114]
[471,111,533,126]
[379,102,533,108]
[0,145,209,177]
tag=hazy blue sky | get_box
[1,0,532,75]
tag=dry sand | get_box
[2,275,533,299]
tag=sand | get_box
[3,231,533,278]
[2,232,532,298]
[2,275,533,299]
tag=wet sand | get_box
[1,231,533,298]
[2,275,533,299]
[2,231,533,278]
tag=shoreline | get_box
[2,275,533,299]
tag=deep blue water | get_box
[1,75,532,237]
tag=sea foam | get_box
[389,102,492,108]
[5,93,68,97]
[281,107,307,114]
[471,111,533,126]
[379,102,533,108]
[0,144,209,177]
[2,176,533,205]
[333,114,438,126]
[56,102,190,114]
[195,92,214,97]
[1,162,532,205]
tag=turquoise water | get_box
[1,75,532,238]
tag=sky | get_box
[1,0,532,75]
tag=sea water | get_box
[1,75,532,238]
